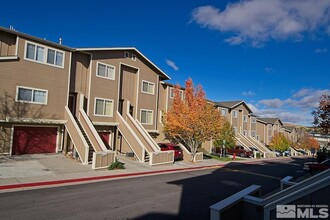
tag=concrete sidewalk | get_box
[0,153,297,193]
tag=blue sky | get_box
[2,0,330,126]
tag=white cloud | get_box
[191,0,330,46]
[242,91,256,97]
[314,48,328,53]
[292,88,311,98]
[259,98,283,108]
[165,59,179,71]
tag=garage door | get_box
[12,126,57,155]
[98,132,110,149]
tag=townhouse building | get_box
[0,27,175,168]
[0,26,302,166]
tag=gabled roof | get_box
[161,82,185,90]
[76,47,170,80]
[215,100,243,109]
[0,26,73,51]
[258,118,283,125]
[283,126,295,132]
[215,100,253,114]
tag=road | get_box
[0,157,310,220]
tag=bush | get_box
[256,152,261,159]
[316,147,330,163]
[108,158,125,170]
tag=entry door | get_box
[119,65,138,112]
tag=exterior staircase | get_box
[116,100,174,165]
[76,120,94,163]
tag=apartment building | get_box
[0,27,174,168]
[0,26,72,156]
[258,118,283,146]
[214,101,273,156]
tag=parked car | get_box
[275,150,283,157]
[227,146,252,158]
[158,143,183,161]
[303,159,330,174]
[283,150,290,157]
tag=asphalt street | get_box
[0,157,309,220]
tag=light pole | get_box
[223,139,226,159]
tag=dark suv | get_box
[158,143,184,161]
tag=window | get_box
[251,130,256,137]
[159,110,164,124]
[256,135,260,140]
[16,86,47,104]
[131,54,136,61]
[25,42,64,68]
[141,109,153,125]
[243,115,247,122]
[221,108,227,116]
[232,110,238,118]
[170,88,183,99]
[141,80,155,94]
[94,98,114,117]
[124,51,129,58]
[243,130,247,136]
[97,62,115,80]
[233,126,237,134]
[251,117,256,123]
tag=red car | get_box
[226,146,252,158]
[303,159,330,174]
[158,143,183,161]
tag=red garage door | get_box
[12,126,57,155]
[98,132,110,149]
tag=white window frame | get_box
[251,130,256,137]
[243,130,247,136]
[94,97,114,117]
[140,109,153,125]
[232,110,238,118]
[96,62,115,80]
[251,117,256,123]
[169,88,184,99]
[131,54,136,61]
[24,41,65,68]
[221,108,227,116]
[243,115,247,122]
[16,86,48,105]
[124,51,129,58]
[141,80,155,95]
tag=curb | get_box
[0,164,226,191]
[0,156,301,191]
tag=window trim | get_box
[96,62,115,80]
[124,51,129,58]
[141,80,155,95]
[251,117,256,123]
[131,54,136,61]
[221,108,227,116]
[232,110,238,118]
[140,109,153,125]
[94,97,114,117]
[16,86,48,105]
[24,41,65,68]
[243,115,248,122]
[169,88,184,99]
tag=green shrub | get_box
[108,158,125,170]
[256,152,261,159]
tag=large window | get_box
[251,130,256,137]
[94,98,114,117]
[251,117,256,123]
[97,62,115,80]
[25,41,64,68]
[141,80,155,94]
[141,109,153,125]
[16,86,48,104]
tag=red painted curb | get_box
[0,164,225,191]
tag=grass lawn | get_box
[206,154,243,161]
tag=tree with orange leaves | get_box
[269,132,291,152]
[298,133,320,150]
[163,78,223,161]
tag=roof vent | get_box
[59,37,62,45]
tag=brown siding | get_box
[0,32,16,57]
[0,37,70,120]
[70,52,90,95]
